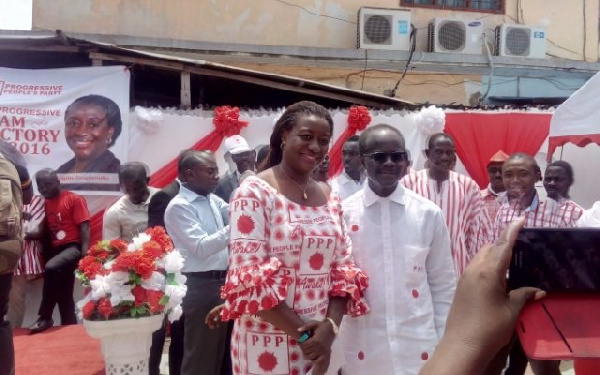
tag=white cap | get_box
[223,135,251,155]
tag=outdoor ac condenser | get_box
[357,7,411,50]
[495,24,547,58]
[427,18,483,54]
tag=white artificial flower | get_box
[89,275,109,300]
[174,272,187,286]
[105,271,129,288]
[164,284,187,308]
[142,271,166,291]
[126,243,136,252]
[154,257,165,269]
[164,250,185,273]
[103,259,115,270]
[168,305,183,322]
[132,233,152,249]
[109,283,135,306]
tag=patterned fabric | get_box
[15,195,45,276]
[221,176,369,375]
[480,186,504,224]
[401,169,492,277]
[493,195,584,239]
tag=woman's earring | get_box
[106,137,112,145]
[281,141,285,149]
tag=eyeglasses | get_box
[363,151,408,164]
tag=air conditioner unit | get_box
[357,7,411,50]
[427,18,483,54]
[495,24,547,58]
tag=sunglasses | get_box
[363,151,408,164]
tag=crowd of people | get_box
[1,99,598,375]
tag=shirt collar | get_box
[363,181,406,207]
[179,184,208,203]
[339,171,364,185]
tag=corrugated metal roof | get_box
[0,30,415,109]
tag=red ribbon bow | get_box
[212,106,249,137]
[347,106,371,132]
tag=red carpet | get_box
[13,325,105,375]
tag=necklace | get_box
[278,165,310,200]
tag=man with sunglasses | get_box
[401,133,492,277]
[481,151,509,223]
[338,125,456,375]
[330,135,365,200]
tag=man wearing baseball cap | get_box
[215,135,256,202]
[481,150,509,222]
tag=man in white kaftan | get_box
[338,125,456,375]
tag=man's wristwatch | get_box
[325,317,339,336]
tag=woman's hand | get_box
[297,319,336,372]
[204,303,225,329]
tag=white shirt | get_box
[339,183,456,375]
[103,187,159,243]
[164,185,230,272]
[330,172,365,201]
[577,201,600,227]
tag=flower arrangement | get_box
[75,226,187,322]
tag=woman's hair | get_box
[262,101,333,171]
[547,160,574,184]
[65,94,123,147]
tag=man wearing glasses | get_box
[338,124,456,375]
[330,135,365,200]
[401,133,492,277]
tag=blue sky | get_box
[0,0,32,30]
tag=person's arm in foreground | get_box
[420,218,546,375]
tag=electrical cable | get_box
[479,31,495,103]
[271,0,356,24]
[388,24,417,97]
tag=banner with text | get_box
[0,66,129,194]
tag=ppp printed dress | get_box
[221,176,369,375]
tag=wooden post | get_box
[181,71,191,109]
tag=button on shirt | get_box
[339,183,456,375]
[103,187,160,242]
[330,172,365,201]
[164,185,230,273]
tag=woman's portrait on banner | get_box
[56,94,123,192]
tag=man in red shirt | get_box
[29,168,90,334]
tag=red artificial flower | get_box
[82,301,96,319]
[134,256,156,279]
[109,239,128,254]
[97,298,113,319]
[142,240,165,260]
[88,243,106,257]
[145,226,174,252]
[78,256,104,279]
[132,286,147,307]
[112,252,138,272]
[146,290,165,314]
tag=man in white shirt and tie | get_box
[164,150,230,375]
[339,124,456,375]
[330,135,365,200]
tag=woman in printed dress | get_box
[220,101,369,375]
